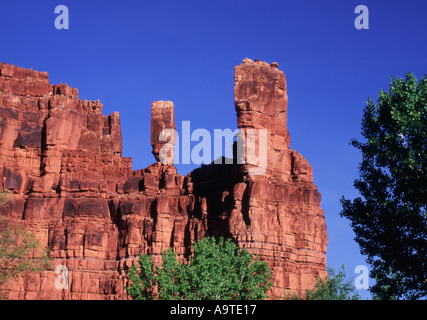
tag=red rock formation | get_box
[0,60,327,299]
[190,59,327,296]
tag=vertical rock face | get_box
[236,60,327,293]
[0,60,327,299]
[0,62,133,299]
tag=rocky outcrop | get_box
[0,60,327,299]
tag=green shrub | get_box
[126,236,273,300]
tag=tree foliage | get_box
[0,192,51,297]
[0,192,10,207]
[283,265,360,300]
[340,73,427,300]
[126,236,273,300]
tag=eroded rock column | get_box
[150,101,176,165]
[232,59,328,296]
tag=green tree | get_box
[340,73,427,300]
[0,192,51,298]
[283,265,360,300]
[126,236,273,300]
[0,192,10,207]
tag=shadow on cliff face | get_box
[189,154,249,241]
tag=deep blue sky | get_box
[2,0,426,299]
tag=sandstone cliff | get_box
[0,59,327,299]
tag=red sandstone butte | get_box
[0,59,327,300]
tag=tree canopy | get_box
[340,72,427,300]
[283,265,360,300]
[126,236,273,300]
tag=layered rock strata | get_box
[0,60,327,299]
